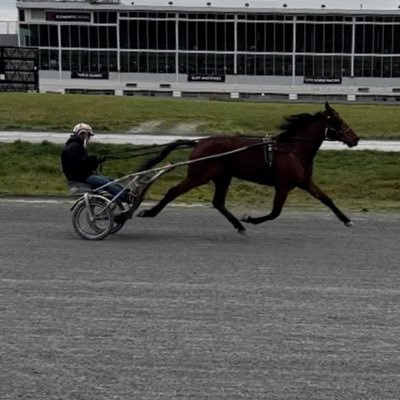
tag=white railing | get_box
[0,21,18,35]
[16,0,120,3]
[16,0,88,2]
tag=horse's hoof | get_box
[137,210,151,218]
[238,229,247,236]
[241,214,251,223]
[345,221,354,227]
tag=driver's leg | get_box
[86,175,130,203]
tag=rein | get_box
[100,141,199,161]
[104,148,169,160]
[130,141,272,177]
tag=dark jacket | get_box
[61,136,99,182]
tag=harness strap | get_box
[263,135,275,169]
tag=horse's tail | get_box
[137,139,197,172]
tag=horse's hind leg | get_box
[137,175,207,218]
[212,176,246,233]
[241,187,290,225]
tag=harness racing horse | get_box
[137,102,359,233]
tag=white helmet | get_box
[72,123,94,137]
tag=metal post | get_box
[351,16,355,78]
[58,24,62,80]
[234,14,237,75]
[116,10,121,82]
[292,16,296,86]
[175,12,179,82]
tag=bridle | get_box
[324,115,352,141]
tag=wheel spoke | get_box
[72,198,113,240]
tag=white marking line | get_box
[1,132,400,151]
[0,198,66,204]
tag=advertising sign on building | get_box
[71,71,109,79]
[188,74,226,83]
[46,12,91,22]
[304,77,342,84]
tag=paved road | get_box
[1,131,400,151]
[1,200,399,399]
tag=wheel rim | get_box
[73,199,113,240]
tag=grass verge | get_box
[1,93,400,139]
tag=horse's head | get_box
[323,102,359,148]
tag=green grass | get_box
[1,93,400,138]
[1,141,400,212]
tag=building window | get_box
[120,52,176,73]
[354,56,400,77]
[178,52,233,74]
[237,54,292,75]
[39,25,49,47]
[94,12,117,24]
[89,27,98,48]
[20,24,39,47]
[296,23,352,53]
[238,22,293,52]
[80,26,89,48]
[179,21,234,51]
[296,55,351,77]
[61,26,69,47]
[60,25,116,49]
[119,20,176,50]
[355,24,400,54]
[70,26,79,47]
[61,50,117,72]
[39,49,59,70]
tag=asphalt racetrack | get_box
[1,200,399,400]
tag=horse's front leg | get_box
[301,180,353,226]
[241,187,290,225]
[212,176,246,234]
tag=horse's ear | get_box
[325,101,331,111]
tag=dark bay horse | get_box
[137,102,359,233]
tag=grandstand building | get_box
[13,0,400,101]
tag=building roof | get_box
[120,0,400,11]
[16,0,400,12]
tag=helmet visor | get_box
[76,129,93,136]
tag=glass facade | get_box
[18,11,400,78]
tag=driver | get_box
[61,123,131,203]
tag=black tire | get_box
[109,220,125,235]
[109,203,126,235]
[72,198,113,240]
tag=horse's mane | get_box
[276,112,323,140]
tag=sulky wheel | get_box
[72,198,114,240]
[109,203,126,235]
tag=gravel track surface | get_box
[0,201,399,400]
